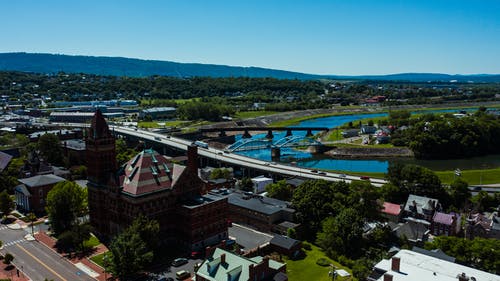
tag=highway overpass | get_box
[110,126,387,187]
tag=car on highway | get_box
[339,174,347,178]
[311,170,318,173]
[154,137,161,141]
[171,258,188,267]
[360,176,370,180]
[318,172,326,175]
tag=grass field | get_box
[436,168,500,185]
[140,98,200,106]
[90,252,108,268]
[138,120,187,128]
[83,235,101,249]
[235,110,278,119]
[284,243,356,281]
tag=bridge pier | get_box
[242,130,252,138]
[271,147,281,160]
[309,144,328,154]
[285,129,293,137]
[265,130,274,139]
[306,129,313,137]
[219,130,227,137]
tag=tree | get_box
[38,133,64,166]
[210,168,231,180]
[3,253,13,265]
[0,190,14,219]
[316,208,364,258]
[239,177,254,192]
[449,178,471,210]
[27,212,37,236]
[116,139,137,165]
[292,180,350,239]
[45,181,87,236]
[265,180,293,201]
[107,216,158,280]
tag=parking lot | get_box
[151,257,203,280]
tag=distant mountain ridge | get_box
[1,52,499,82]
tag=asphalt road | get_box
[0,224,94,281]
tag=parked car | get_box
[172,258,188,267]
[191,251,202,259]
[175,270,190,280]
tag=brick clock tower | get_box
[86,110,118,237]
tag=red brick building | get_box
[86,110,228,250]
[14,174,66,214]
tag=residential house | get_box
[14,174,65,213]
[341,129,359,138]
[466,212,500,239]
[195,248,287,281]
[361,125,377,134]
[0,151,13,172]
[381,202,402,222]
[431,212,460,236]
[404,194,439,221]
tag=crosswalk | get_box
[0,225,8,231]
[2,239,25,248]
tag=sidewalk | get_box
[35,231,110,281]
[0,264,29,281]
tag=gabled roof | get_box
[0,151,13,172]
[121,149,177,196]
[433,212,456,226]
[196,248,285,281]
[18,174,65,187]
[404,194,439,215]
[270,235,301,250]
[382,202,402,216]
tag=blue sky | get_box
[1,0,499,75]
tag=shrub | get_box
[316,258,330,267]
[302,241,312,251]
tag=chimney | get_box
[457,272,469,281]
[384,273,393,281]
[391,257,400,272]
[220,253,226,264]
[187,144,199,173]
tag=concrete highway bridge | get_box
[28,122,387,186]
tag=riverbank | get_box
[265,101,500,127]
[325,146,414,158]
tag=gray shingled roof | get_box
[18,174,65,187]
[270,235,301,250]
[0,151,12,172]
[227,193,294,215]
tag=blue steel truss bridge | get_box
[226,135,323,152]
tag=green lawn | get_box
[83,235,101,249]
[234,111,278,119]
[284,244,356,281]
[90,252,108,268]
[436,168,500,185]
[138,120,187,128]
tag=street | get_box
[0,223,94,281]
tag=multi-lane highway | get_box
[111,126,388,187]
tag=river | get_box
[233,108,499,173]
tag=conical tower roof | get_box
[89,109,111,139]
